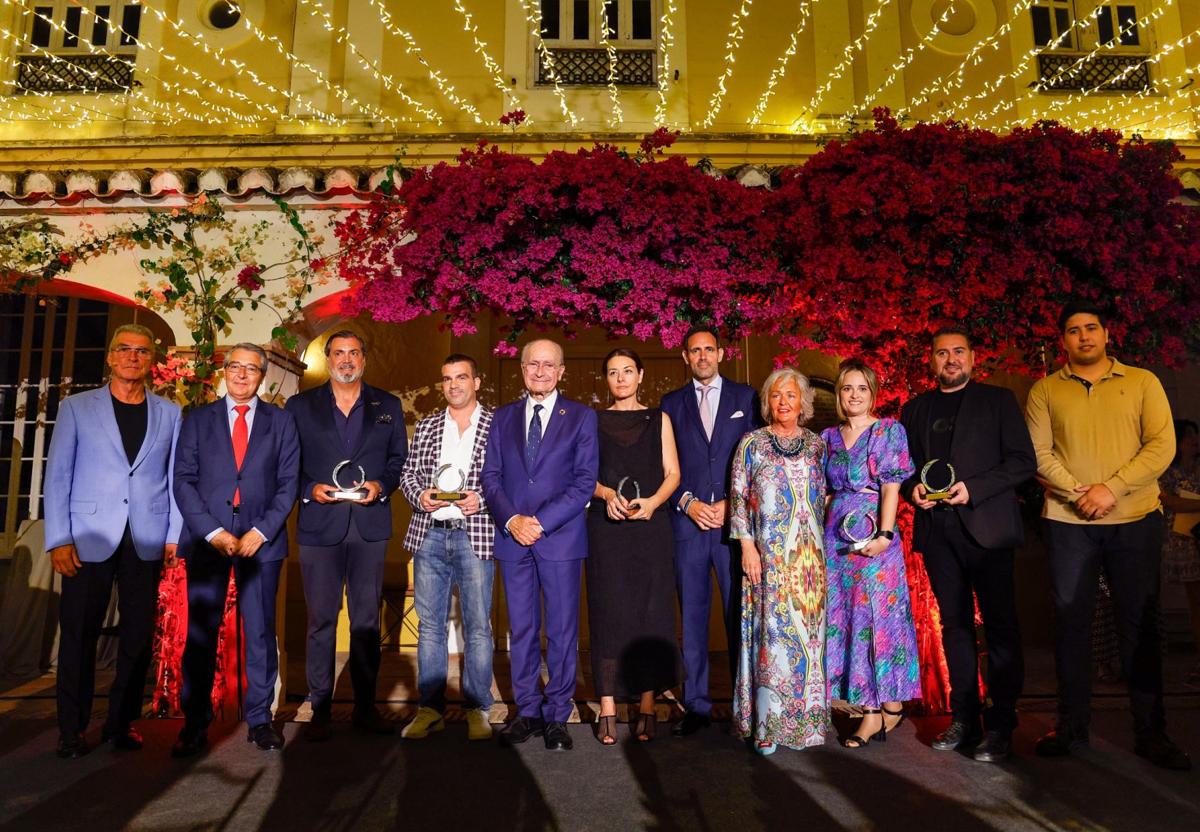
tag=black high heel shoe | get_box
[634,711,657,743]
[880,705,906,739]
[843,708,884,748]
[595,715,618,746]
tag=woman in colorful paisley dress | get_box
[821,359,920,747]
[729,368,828,755]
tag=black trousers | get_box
[298,514,388,713]
[921,510,1024,732]
[56,525,161,738]
[1044,513,1166,738]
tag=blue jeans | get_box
[413,526,496,711]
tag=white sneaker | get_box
[466,708,493,741]
[401,706,444,740]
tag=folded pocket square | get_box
[730,410,744,418]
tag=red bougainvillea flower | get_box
[236,264,264,291]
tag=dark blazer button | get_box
[226,500,232,506]
[128,472,134,478]
[123,498,128,504]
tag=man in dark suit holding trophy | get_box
[285,331,408,741]
[901,325,1035,762]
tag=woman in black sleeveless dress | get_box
[587,348,682,744]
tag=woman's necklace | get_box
[769,428,804,457]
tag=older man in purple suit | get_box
[481,339,598,751]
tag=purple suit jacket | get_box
[480,395,599,562]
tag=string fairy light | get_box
[598,2,623,127]
[236,11,417,126]
[358,0,488,123]
[654,0,678,126]
[975,4,1172,130]
[803,0,896,127]
[452,0,523,112]
[899,0,1037,119]
[14,7,264,126]
[747,0,816,127]
[134,3,347,126]
[1020,5,1180,124]
[516,0,579,126]
[961,0,1173,128]
[297,0,446,124]
[844,1,955,123]
[700,0,753,129]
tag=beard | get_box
[937,367,968,388]
[333,367,362,384]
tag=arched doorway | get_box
[0,286,173,677]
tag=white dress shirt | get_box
[524,388,559,437]
[432,403,481,521]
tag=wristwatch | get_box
[875,529,896,541]
[677,491,694,512]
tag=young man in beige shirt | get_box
[1026,299,1189,771]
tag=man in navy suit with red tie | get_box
[481,339,598,751]
[171,344,300,756]
[660,326,760,736]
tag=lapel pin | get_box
[558,409,566,416]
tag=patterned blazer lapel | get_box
[468,407,492,488]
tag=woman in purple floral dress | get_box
[821,359,920,747]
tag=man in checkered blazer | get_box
[399,354,496,742]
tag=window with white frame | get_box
[1030,1,1151,93]
[535,0,659,87]
[1029,1,1146,52]
[24,1,142,54]
[15,1,142,93]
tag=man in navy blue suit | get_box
[660,325,760,736]
[170,343,300,757]
[481,339,598,751]
[285,330,409,741]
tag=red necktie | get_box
[232,404,249,506]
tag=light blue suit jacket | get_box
[43,385,183,562]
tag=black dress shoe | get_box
[671,711,712,737]
[931,720,983,752]
[56,732,90,759]
[302,711,333,743]
[248,723,284,751]
[102,726,144,751]
[352,707,396,735]
[1135,734,1192,771]
[543,722,573,751]
[973,730,1012,763]
[1035,727,1088,758]
[171,728,208,759]
[499,715,545,746]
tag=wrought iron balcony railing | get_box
[537,48,657,87]
[1035,52,1151,93]
[14,53,136,94]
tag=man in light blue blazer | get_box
[43,324,182,759]
[660,325,760,736]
